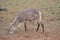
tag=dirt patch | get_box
[0,31,60,40]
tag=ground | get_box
[0,0,60,40]
[0,31,60,40]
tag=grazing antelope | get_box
[9,8,44,34]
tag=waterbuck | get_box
[9,8,44,34]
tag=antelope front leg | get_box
[24,21,27,31]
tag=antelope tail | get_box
[39,11,42,22]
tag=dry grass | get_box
[0,0,60,40]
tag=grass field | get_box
[0,0,60,40]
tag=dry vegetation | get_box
[0,0,60,40]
